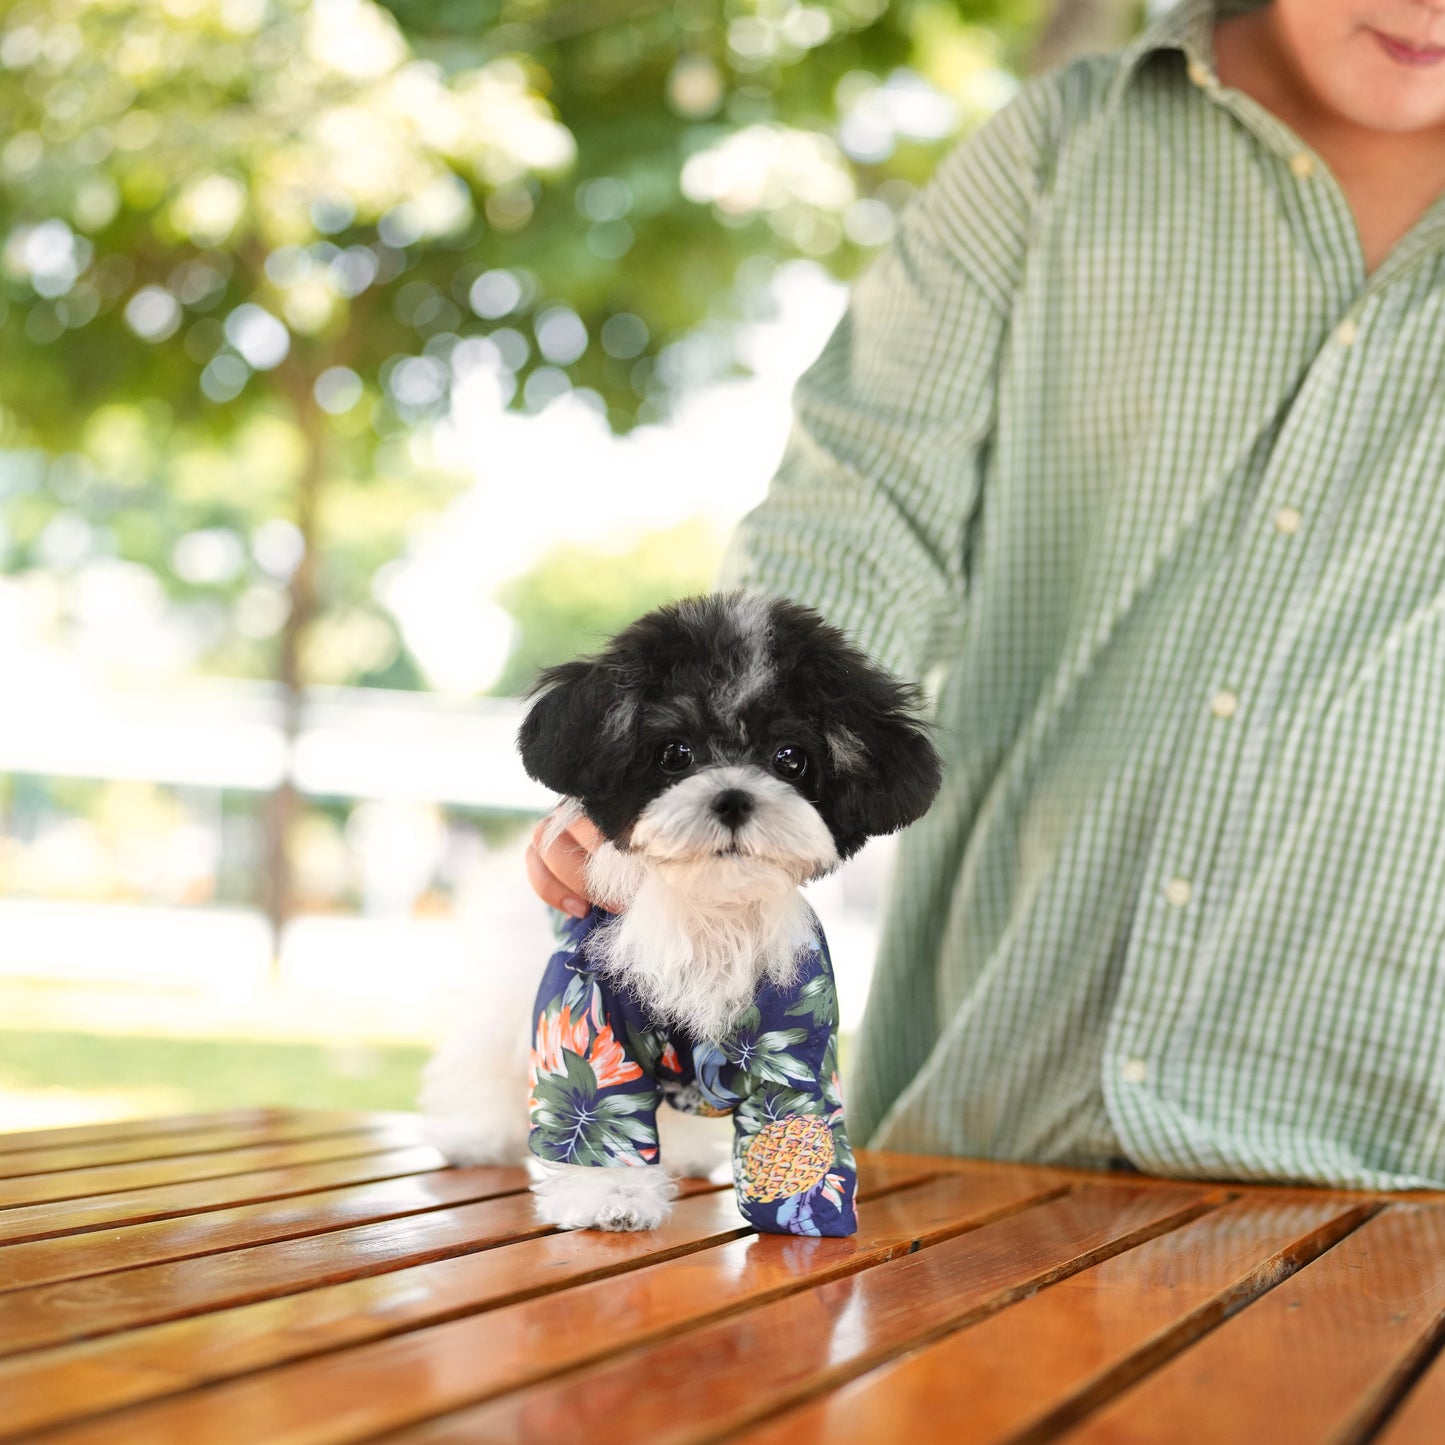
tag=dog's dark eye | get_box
[772,745,807,780]
[656,740,694,775]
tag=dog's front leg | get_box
[527,943,680,1230]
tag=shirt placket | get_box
[1101,68,1401,1165]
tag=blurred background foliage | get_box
[0,0,1129,707]
[0,0,1142,1117]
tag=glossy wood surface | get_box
[0,1110,1441,1444]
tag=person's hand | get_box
[526,809,605,917]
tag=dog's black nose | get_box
[711,788,754,829]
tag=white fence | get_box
[0,677,890,1040]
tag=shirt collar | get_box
[1108,0,1260,101]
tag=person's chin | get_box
[1320,73,1445,133]
[1333,41,1445,131]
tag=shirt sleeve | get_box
[718,76,1066,685]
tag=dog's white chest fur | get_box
[583,841,817,1041]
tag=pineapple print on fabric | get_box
[527,906,858,1236]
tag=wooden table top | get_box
[1,1108,1444,1443]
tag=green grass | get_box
[0,1028,859,1124]
[0,1029,431,1114]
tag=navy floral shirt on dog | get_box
[528,906,859,1237]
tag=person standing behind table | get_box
[529,0,1445,1191]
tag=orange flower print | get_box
[588,1021,643,1088]
[530,1002,591,1084]
[529,990,641,1095]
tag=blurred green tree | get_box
[377,0,1054,426]
[0,0,588,928]
[491,516,728,697]
[0,0,1126,927]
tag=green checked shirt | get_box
[721,0,1445,1190]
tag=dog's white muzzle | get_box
[629,764,838,885]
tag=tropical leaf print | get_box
[745,1086,827,1127]
[693,1039,746,1110]
[785,972,838,1029]
[530,1049,658,1166]
[821,1035,843,1107]
[661,1081,733,1118]
[587,1015,644,1089]
[529,999,592,1102]
[723,1016,814,1085]
[624,1019,667,1077]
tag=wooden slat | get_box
[0,1162,980,1439]
[0,1112,393,1179]
[13,1165,1075,1443]
[0,1166,530,1292]
[370,1183,1221,1445]
[732,1193,1375,1445]
[7,1114,1442,1445]
[0,1108,300,1155]
[0,1190,555,1356]
[0,1144,446,1246]
[0,1123,426,1210]
[1374,1335,1445,1445]
[1067,1201,1445,1444]
[0,1188,749,1440]
[833,1157,945,1196]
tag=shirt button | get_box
[1274,505,1302,535]
[1335,317,1359,347]
[1121,1059,1150,1084]
[1289,152,1316,179]
[1164,876,1193,907]
[1210,689,1239,719]
[1186,59,1214,88]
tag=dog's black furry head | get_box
[518,592,941,870]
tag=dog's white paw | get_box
[531,1160,678,1231]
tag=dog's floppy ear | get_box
[517,656,635,800]
[770,599,943,857]
[825,672,942,855]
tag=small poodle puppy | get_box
[421,592,941,1235]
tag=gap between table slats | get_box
[0,1144,453,1247]
[3,1178,679,1356]
[1372,1293,1445,1445]
[0,1166,533,1292]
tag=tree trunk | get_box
[1029,0,1139,74]
[262,390,325,969]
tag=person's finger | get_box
[526,818,590,917]
[540,817,598,901]
[567,814,605,854]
